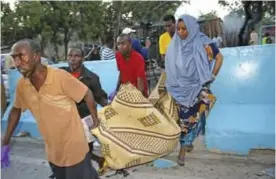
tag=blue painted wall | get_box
[206,44,275,154]
[2,45,275,154]
[1,60,119,137]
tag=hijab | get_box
[165,14,213,107]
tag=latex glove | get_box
[108,90,117,101]
[1,145,10,169]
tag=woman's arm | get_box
[212,52,223,76]
[207,43,223,77]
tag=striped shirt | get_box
[100,47,115,60]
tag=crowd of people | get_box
[1,14,224,179]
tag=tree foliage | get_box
[1,1,181,59]
[219,0,275,46]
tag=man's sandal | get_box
[98,160,108,176]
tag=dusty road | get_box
[1,137,275,179]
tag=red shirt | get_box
[116,50,148,97]
[71,71,81,78]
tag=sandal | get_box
[186,145,194,153]
[98,160,108,176]
[177,156,185,166]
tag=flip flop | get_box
[98,160,108,176]
[186,145,194,153]
[177,156,185,166]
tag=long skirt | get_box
[178,87,216,147]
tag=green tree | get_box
[102,1,183,44]
[1,1,183,58]
[219,0,275,45]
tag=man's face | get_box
[164,20,175,35]
[67,48,83,71]
[117,36,131,56]
[11,43,38,78]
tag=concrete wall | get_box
[206,44,275,154]
[1,60,119,138]
[2,45,275,154]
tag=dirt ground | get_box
[1,136,275,179]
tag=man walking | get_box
[159,15,176,64]
[61,43,108,172]
[115,34,148,97]
[1,39,99,179]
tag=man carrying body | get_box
[159,15,175,65]
[47,44,108,178]
[122,28,148,61]
[1,39,99,179]
[115,34,148,97]
[61,44,107,171]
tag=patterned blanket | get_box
[92,74,181,169]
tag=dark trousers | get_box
[49,153,98,179]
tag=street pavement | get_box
[1,137,275,179]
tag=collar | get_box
[23,65,53,86]
[67,65,91,79]
[121,50,134,60]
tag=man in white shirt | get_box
[212,33,223,48]
[100,35,115,60]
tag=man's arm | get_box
[98,98,108,107]
[60,70,99,128]
[136,57,146,95]
[2,107,21,145]
[116,72,122,91]
[83,89,99,128]
[89,75,108,107]
[160,54,165,61]
[159,35,166,66]
[137,77,145,94]
[3,81,26,145]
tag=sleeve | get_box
[132,39,143,54]
[105,49,115,60]
[208,43,220,58]
[141,48,148,60]
[89,75,107,104]
[159,35,165,55]
[14,80,27,112]
[60,70,88,103]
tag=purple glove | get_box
[1,145,10,168]
[108,90,117,101]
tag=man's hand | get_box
[83,89,99,128]
[83,115,100,129]
[91,117,100,129]
[1,145,10,169]
[108,90,117,101]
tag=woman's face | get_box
[177,20,188,40]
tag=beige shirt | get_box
[14,66,89,166]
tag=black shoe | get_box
[49,173,55,179]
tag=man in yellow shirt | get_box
[159,15,176,64]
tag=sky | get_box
[175,0,230,19]
[4,0,230,19]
